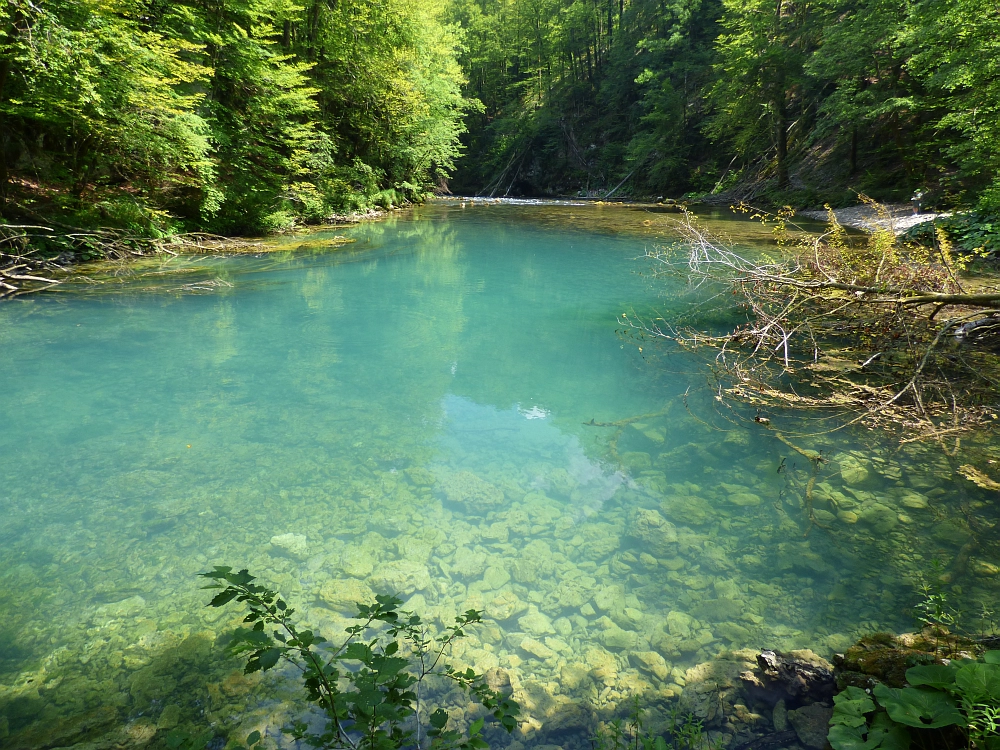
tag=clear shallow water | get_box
[0,202,997,748]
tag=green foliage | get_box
[449,0,1000,214]
[873,684,964,729]
[0,0,475,237]
[905,213,1000,257]
[829,654,1000,750]
[914,563,960,631]
[200,565,519,750]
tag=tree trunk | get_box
[775,90,789,189]
[850,126,858,175]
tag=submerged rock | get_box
[452,546,488,578]
[519,636,556,659]
[486,590,528,621]
[510,539,555,583]
[269,532,309,561]
[858,503,898,533]
[620,451,652,473]
[482,565,511,589]
[660,494,715,525]
[437,470,506,512]
[837,454,870,486]
[318,578,375,613]
[599,625,638,650]
[626,507,679,557]
[369,560,431,595]
[788,703,834,749]
[899,491,929,509]
[726,491,762,507]
[631,650,670,680]
[340,545,375,577]
[518,608,556,637]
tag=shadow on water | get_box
[0,630,266,750]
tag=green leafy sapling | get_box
[200,566,520,750]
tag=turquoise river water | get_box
[0,200,998,749]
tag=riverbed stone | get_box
[666,610,695,638]
[482,565,510,589]
[318,578,375,613]
[627,508,679,556]
[269,533,309,561]
[812,508,836,524]
[788,703,834,749]
[899,492,929,509]
[661,494,715,525]
[486,590,528,621]
[510,539,555,583]
[838,454,870,486]
[520,637,556,660]
[621,451,652,473]
[772,699,788,731]
[518,608,556,636]
[631,651,670,680]
[452,546,488,578]
[600,625,638,650]
[859,503,898,533]
[438,470,506,512]
[584,646,618,685]
[727,491,762,507]
[340,545,375,577]
[933,520,972,546]
[369,560,431,595]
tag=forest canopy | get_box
[3,0,1000,237]
[447,0,1000,213]
[0,0,475,234]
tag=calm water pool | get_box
[0,201,997,748]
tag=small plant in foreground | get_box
[201,566,520,750]
[592,699,710,750]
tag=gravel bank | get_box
[797,203,949,235]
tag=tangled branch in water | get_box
[621,202,1000,450]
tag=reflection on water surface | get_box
[0,201,997,749]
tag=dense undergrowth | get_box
[447,0,1000,221]
[0,0,475,238]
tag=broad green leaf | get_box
[873,684,964,728]
[430,709,449,729]
[905,663,959,690]
[343,642,372,662]
[257,647,281,670]
[828,723,875,750]
[246,730,261,746]
[983,651,1000,665]
[867,713,911,750]
[469,717,485,735]
[833,686,877,727]
[372,655,408,680]
[955,662,1000,703]
[165,730,190,750]
[209,589,238,607]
